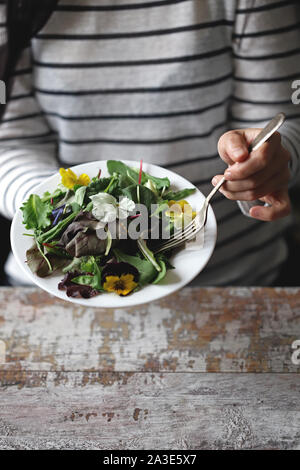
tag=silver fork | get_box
[154,112,286,254]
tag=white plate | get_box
[11,160,217,308]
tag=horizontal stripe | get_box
[233,21,300,39]
[0,131,55,142]
[209,193,225,204]
[43,95,230,120]
[11,68,32,77]
[232,96,292,106]
[234,47,300,61]
[207,228,286,273]
[34,72,233,96]
[36,19,233,40]
[1,112,43,123]
[234,72,300,83]
[236,0,298,14]
[9,93,34,101]
[216,207,241,224]
[0,160,53,185]
[191,177,212,186]
[231,113,300,123]
[58,121,227,146]
[33,46,232,68]
[164,153,219,168]
[4,170,55,214]
[255,260,286,285]
[216,219,263,249]
[224,258,285,286]
[55,0,192,11]
[12,173,56,212]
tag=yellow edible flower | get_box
[59,167,90,189]
[166,199,197,229]
[103,274,138,296]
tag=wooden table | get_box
[0,286,299,450]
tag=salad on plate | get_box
[21,160,197,299]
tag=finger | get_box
[216,169,290,201]
[218,130,249,165]
[215,163,290,193]
[224,133,284,181]
[249,190,291,221]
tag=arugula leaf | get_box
[163,188,196,201]
[113,249,157,286]
[21,194,52,230]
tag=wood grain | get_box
[0,373,300,450]
[0,287,299,373]
[0,287,299,450]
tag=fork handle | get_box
[206,175,226,204]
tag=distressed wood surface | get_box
[0,373,300,450]
[0,286,300,450]
[0,287,300,373]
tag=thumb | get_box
[218,130,249,166]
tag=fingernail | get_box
[212,177,218,186]
[225,170,231,179]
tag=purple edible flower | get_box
[52,204,66,226]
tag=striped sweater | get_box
[1,0,300,286]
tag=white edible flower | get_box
[118,197,136,219]
[90,193,118,223]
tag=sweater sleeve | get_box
[231,0,300,187]
[0,44,59,219]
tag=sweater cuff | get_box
[281,134,300,189]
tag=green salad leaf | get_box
[113,249,157,286]
[41,188,66,206]
[22,160,196,298]
[122,184,157,211]
[152,258,167,284]
[85,177,112,199]
[74,186,87,207]
[71,256,103,290]
[37,211,78,244]
[163,188,196,201]
[21,194,52,230]
[107,160,143,184]
[141,172,170,190]
[107,160,170,190]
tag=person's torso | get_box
[21,0,292,286]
